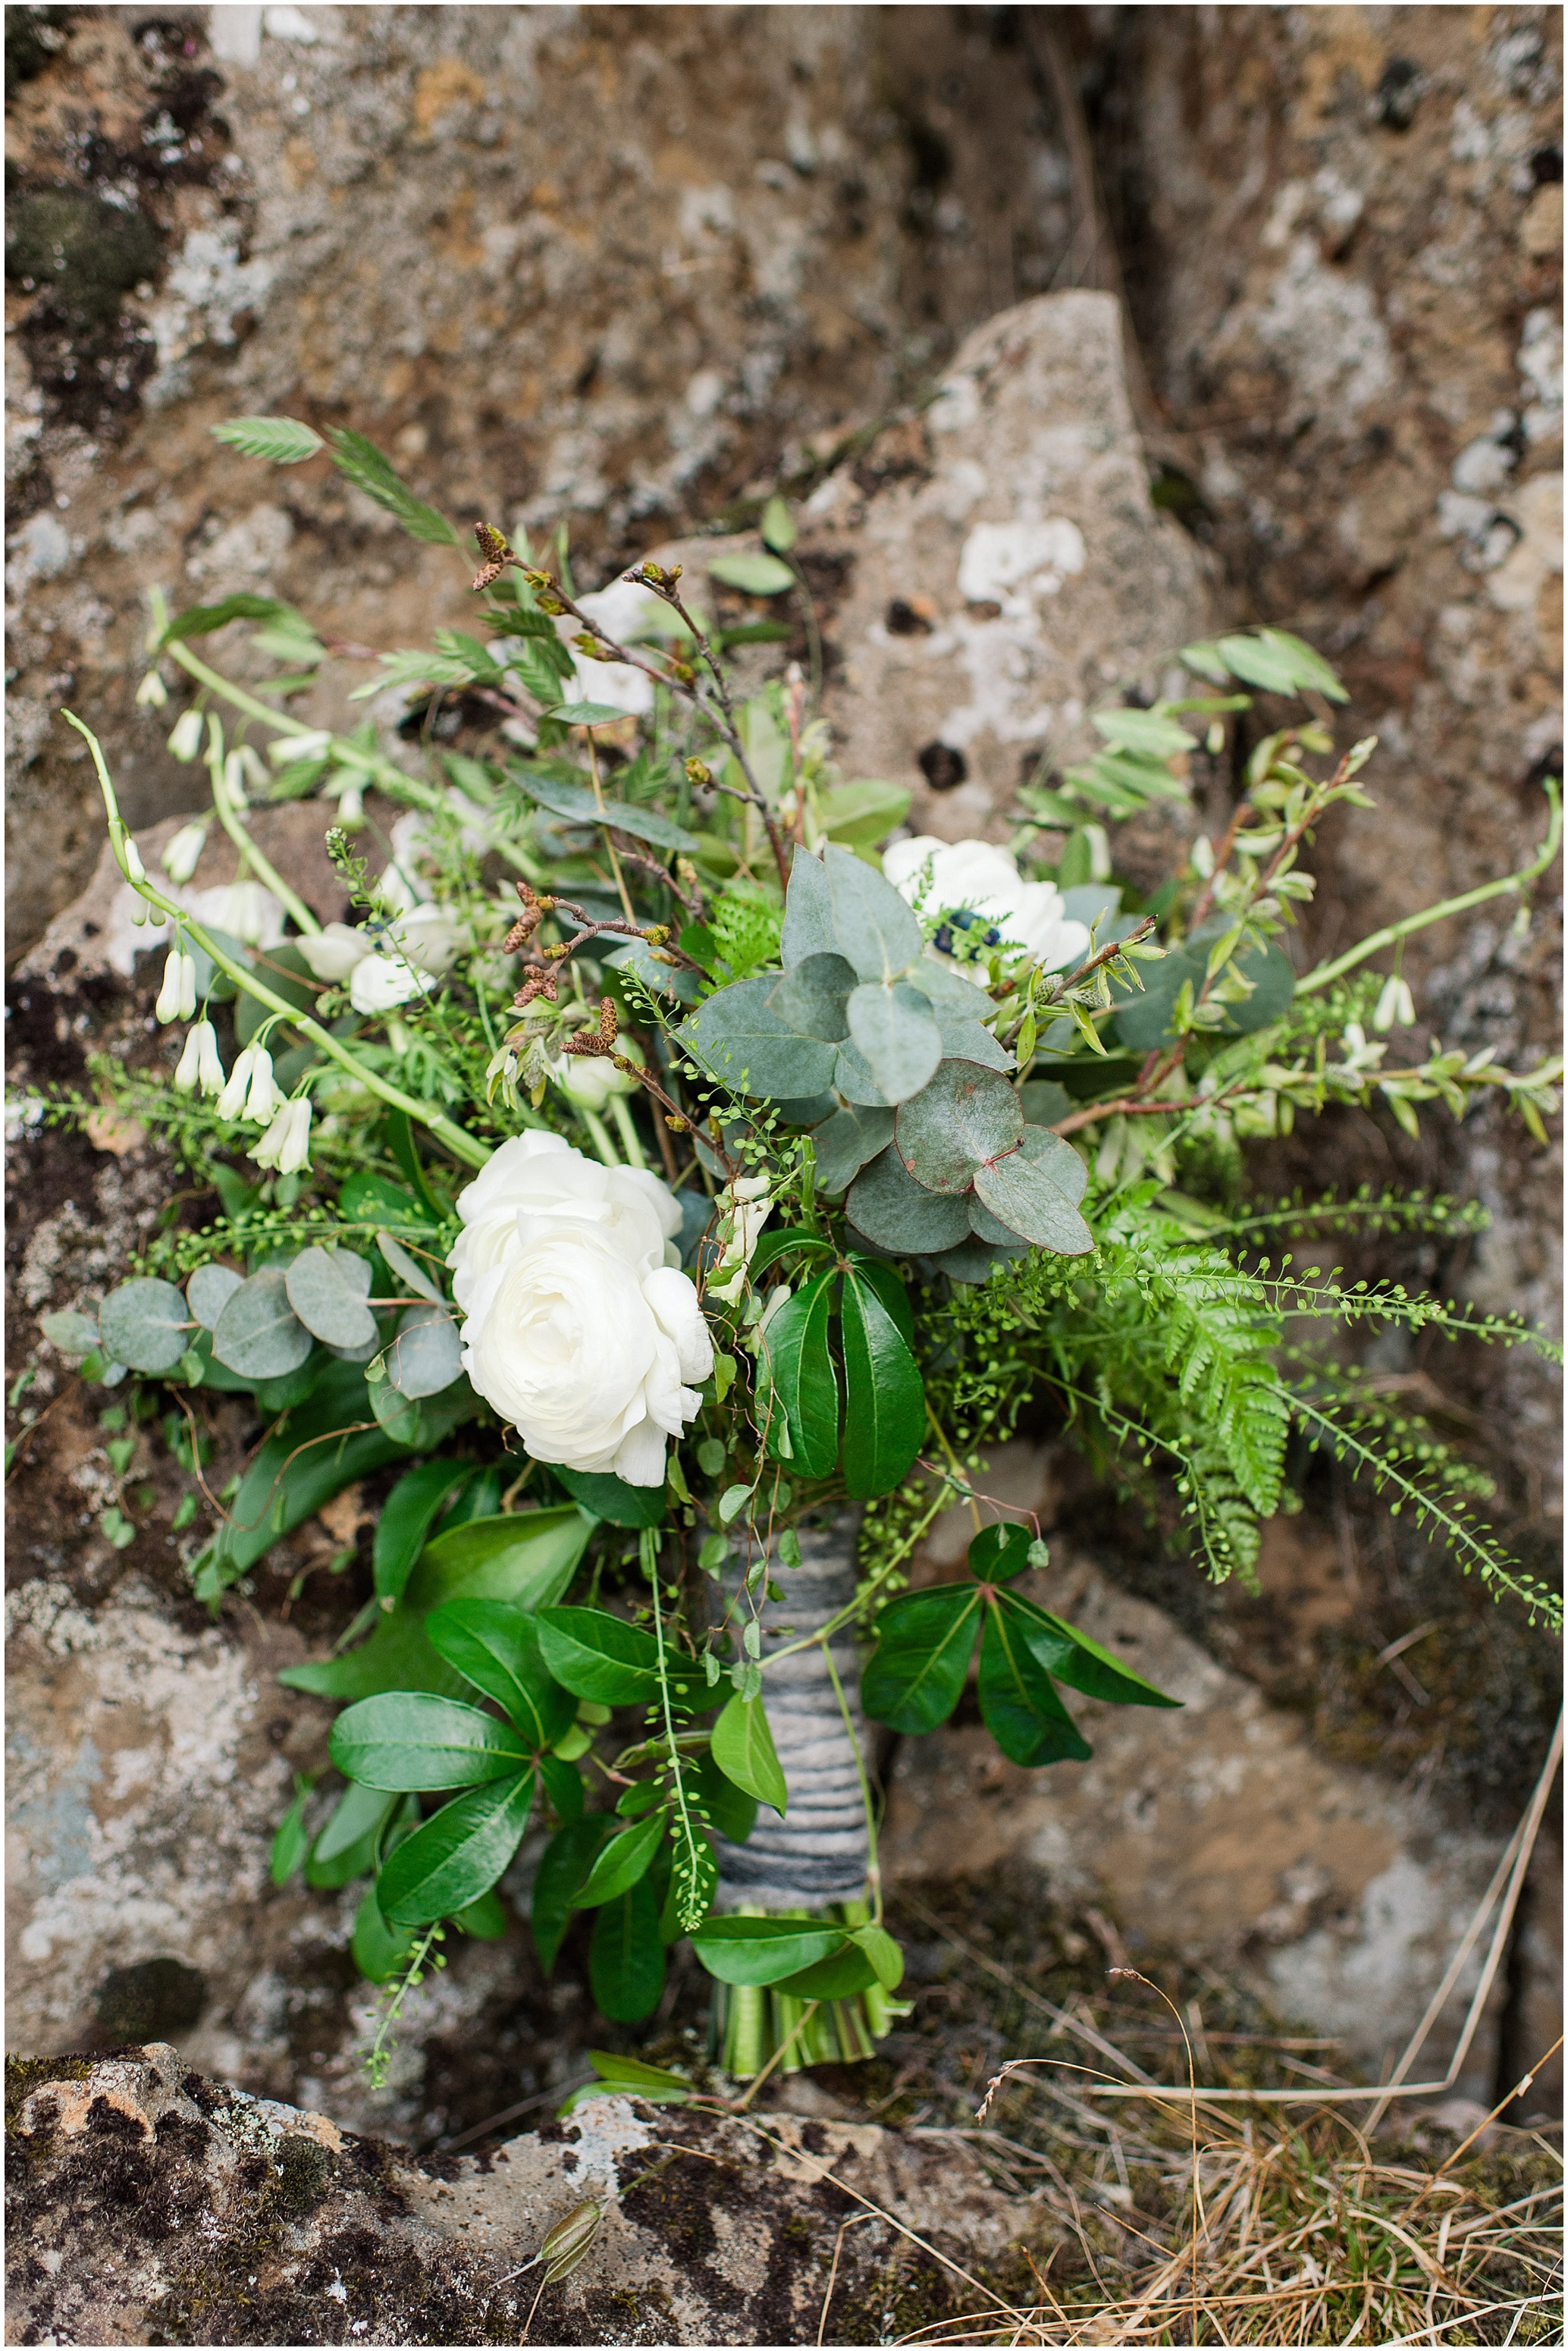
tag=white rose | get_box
[447,1133,712,1486]
[882,836,1091,981]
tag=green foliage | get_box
[52,419,1562,2091]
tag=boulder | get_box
[5,2048,1032,2346]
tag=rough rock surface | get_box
[5,2048,1031,2346]
[6,2,1077,943]
[1082,3,1563,1497]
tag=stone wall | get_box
[7,1,1074,941]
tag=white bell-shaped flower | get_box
[155,948,196,1024]
[167,710,205,761]
[174,1020,225,1097]
[161,821,209,884]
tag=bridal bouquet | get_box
[45,413,1561,2083]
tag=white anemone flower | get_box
[882,836,1091,984]
[297,901,463,1015]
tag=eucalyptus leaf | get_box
[779,849,836,967]
[39,1308,99,1360]
[97,1279,190,1376]
[767,953,857,1042]
[845,1147,971,1255]
[972,1132,1093,1257]
[829,1040,889,1108]
[895,1061,1023,1193]
[376,1230,444,1305]
[823,845,924,982]
[679,978,838,1100]
[936,1015,1014,1073]
[211,1268,313,1380]
[810,1105,895,1195]
[285,1247,376,1350]
[185,1265,242,1332]
[385,1303,463,1398]
[847,981,942,1104]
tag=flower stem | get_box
[62,711,492,1172]
[1297,780,1560,997]
[208,735,321,936]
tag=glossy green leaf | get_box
[710,1693,789,1816]
[688,1751,757,1846]
[839,1267,926,1499]
[851,1922,906,1991]
[558,2052,692,2114]
[810,1105,895,1195]
[538,1750,586,1824]
[207,1361,407,1587]
[816,778,911,849]
[1090,706,1199,757]
[574,1810,666,1907]
[376,1767,536,1925]
[823,845,924,982]
[973,1129,1094,1257]
[847,980,942,1104]
[536,1608,660,1704]
[284,1248,375,1350]
[860,1585,981,1732]
[770,1943,878,2000]
[454,1888,509,1939]
[211,1267,312,1380]
[689,1914,848,1987]
[532,1816,616,1973]
[967,1522,1033,1583]
[589,1879,665,2021]
[98,1279,190,1376]
[977,1604,1092,1767]
[845,1255,915,1348]
[757,1272,839,1478]
[553,1467,668,1528]
[269,1777,313,1887]
[425,1599,575,1750]
[767,952,857,1042]
[895,1061,1023,1193]
[329,1692,531,1791]
[279,1611,466,1703]
[845,1146,971,1255]
[373,1460,473,1603]
[679,977,839,1100]
[351,1886,418,1983]
[1004,1590,1181,1709]
[403,1505,591,1614]
[304,1781,403,1888]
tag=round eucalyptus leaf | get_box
[766,953,857,1043]
[285,1246,376,1348]
[846,980,942,1106]
[186,1263,243,1332]
[385,1303,463,1399]
[972,1139,1093,1257]
[846,1147,971,1255]
[928,1238,1027,1285]
[211,1267,314,1380]
[97,1279,190,1375]
[895,1060,1023,1193]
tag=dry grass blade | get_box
[878,1879,1562,2347]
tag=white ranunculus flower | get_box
[448,1132,712,1486]
[882,836,1091,982]
[297,902,463,1015]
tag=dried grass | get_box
[858,1885,1562,2348]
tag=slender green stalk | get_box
[208,732,321,935]
[1297,780,1560,996]
[641,1525,707,1927]
[62,712,492,1171]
